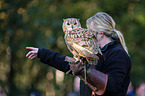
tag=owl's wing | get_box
[65,28,102,59]
[64,30,80,61]
[66,42,80,60]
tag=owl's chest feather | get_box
[64,28,94,44]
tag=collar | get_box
[101,39,120,52]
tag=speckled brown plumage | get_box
[63,18,103,65]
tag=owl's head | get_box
[62,18,81,32]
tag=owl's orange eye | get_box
[74,22,77,25]
[67,23,70,25]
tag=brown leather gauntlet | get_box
[86,68,108,95]
[70,63,108,95]
[67,57,108,95]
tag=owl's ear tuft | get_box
[63,19,66,22]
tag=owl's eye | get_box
[67,23,70,25]
[74,22,77,25]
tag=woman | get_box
[26,12,131,96]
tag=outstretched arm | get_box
[26,47,71,73]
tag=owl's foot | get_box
[65,56,76,63]
[73,56,80,62]
[86,57,99,65]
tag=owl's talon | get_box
[66,69,72,74]
[75,60,80,63]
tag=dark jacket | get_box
[37,40,131,96]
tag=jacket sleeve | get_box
[37,48,70,72]
[105,49,131,93]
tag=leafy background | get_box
[0,0,145,96]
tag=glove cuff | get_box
[86,68,108,95]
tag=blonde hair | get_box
[86,12,129,54]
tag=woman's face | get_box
[89,22,103,42]
[90,27,103,42]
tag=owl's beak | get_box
[72,25,74,29]
[68,28,72,30]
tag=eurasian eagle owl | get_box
[62,18,104,65]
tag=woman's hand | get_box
[26,47,39,59]
[69,61,84,76]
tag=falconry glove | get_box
[69,61,108,95]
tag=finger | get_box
[26,51,33,57]
[30,55,37,59]
[26,50,36,57]
[26,47,35,50]
[28,54,34,59]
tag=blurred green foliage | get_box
[0,0,145,95]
